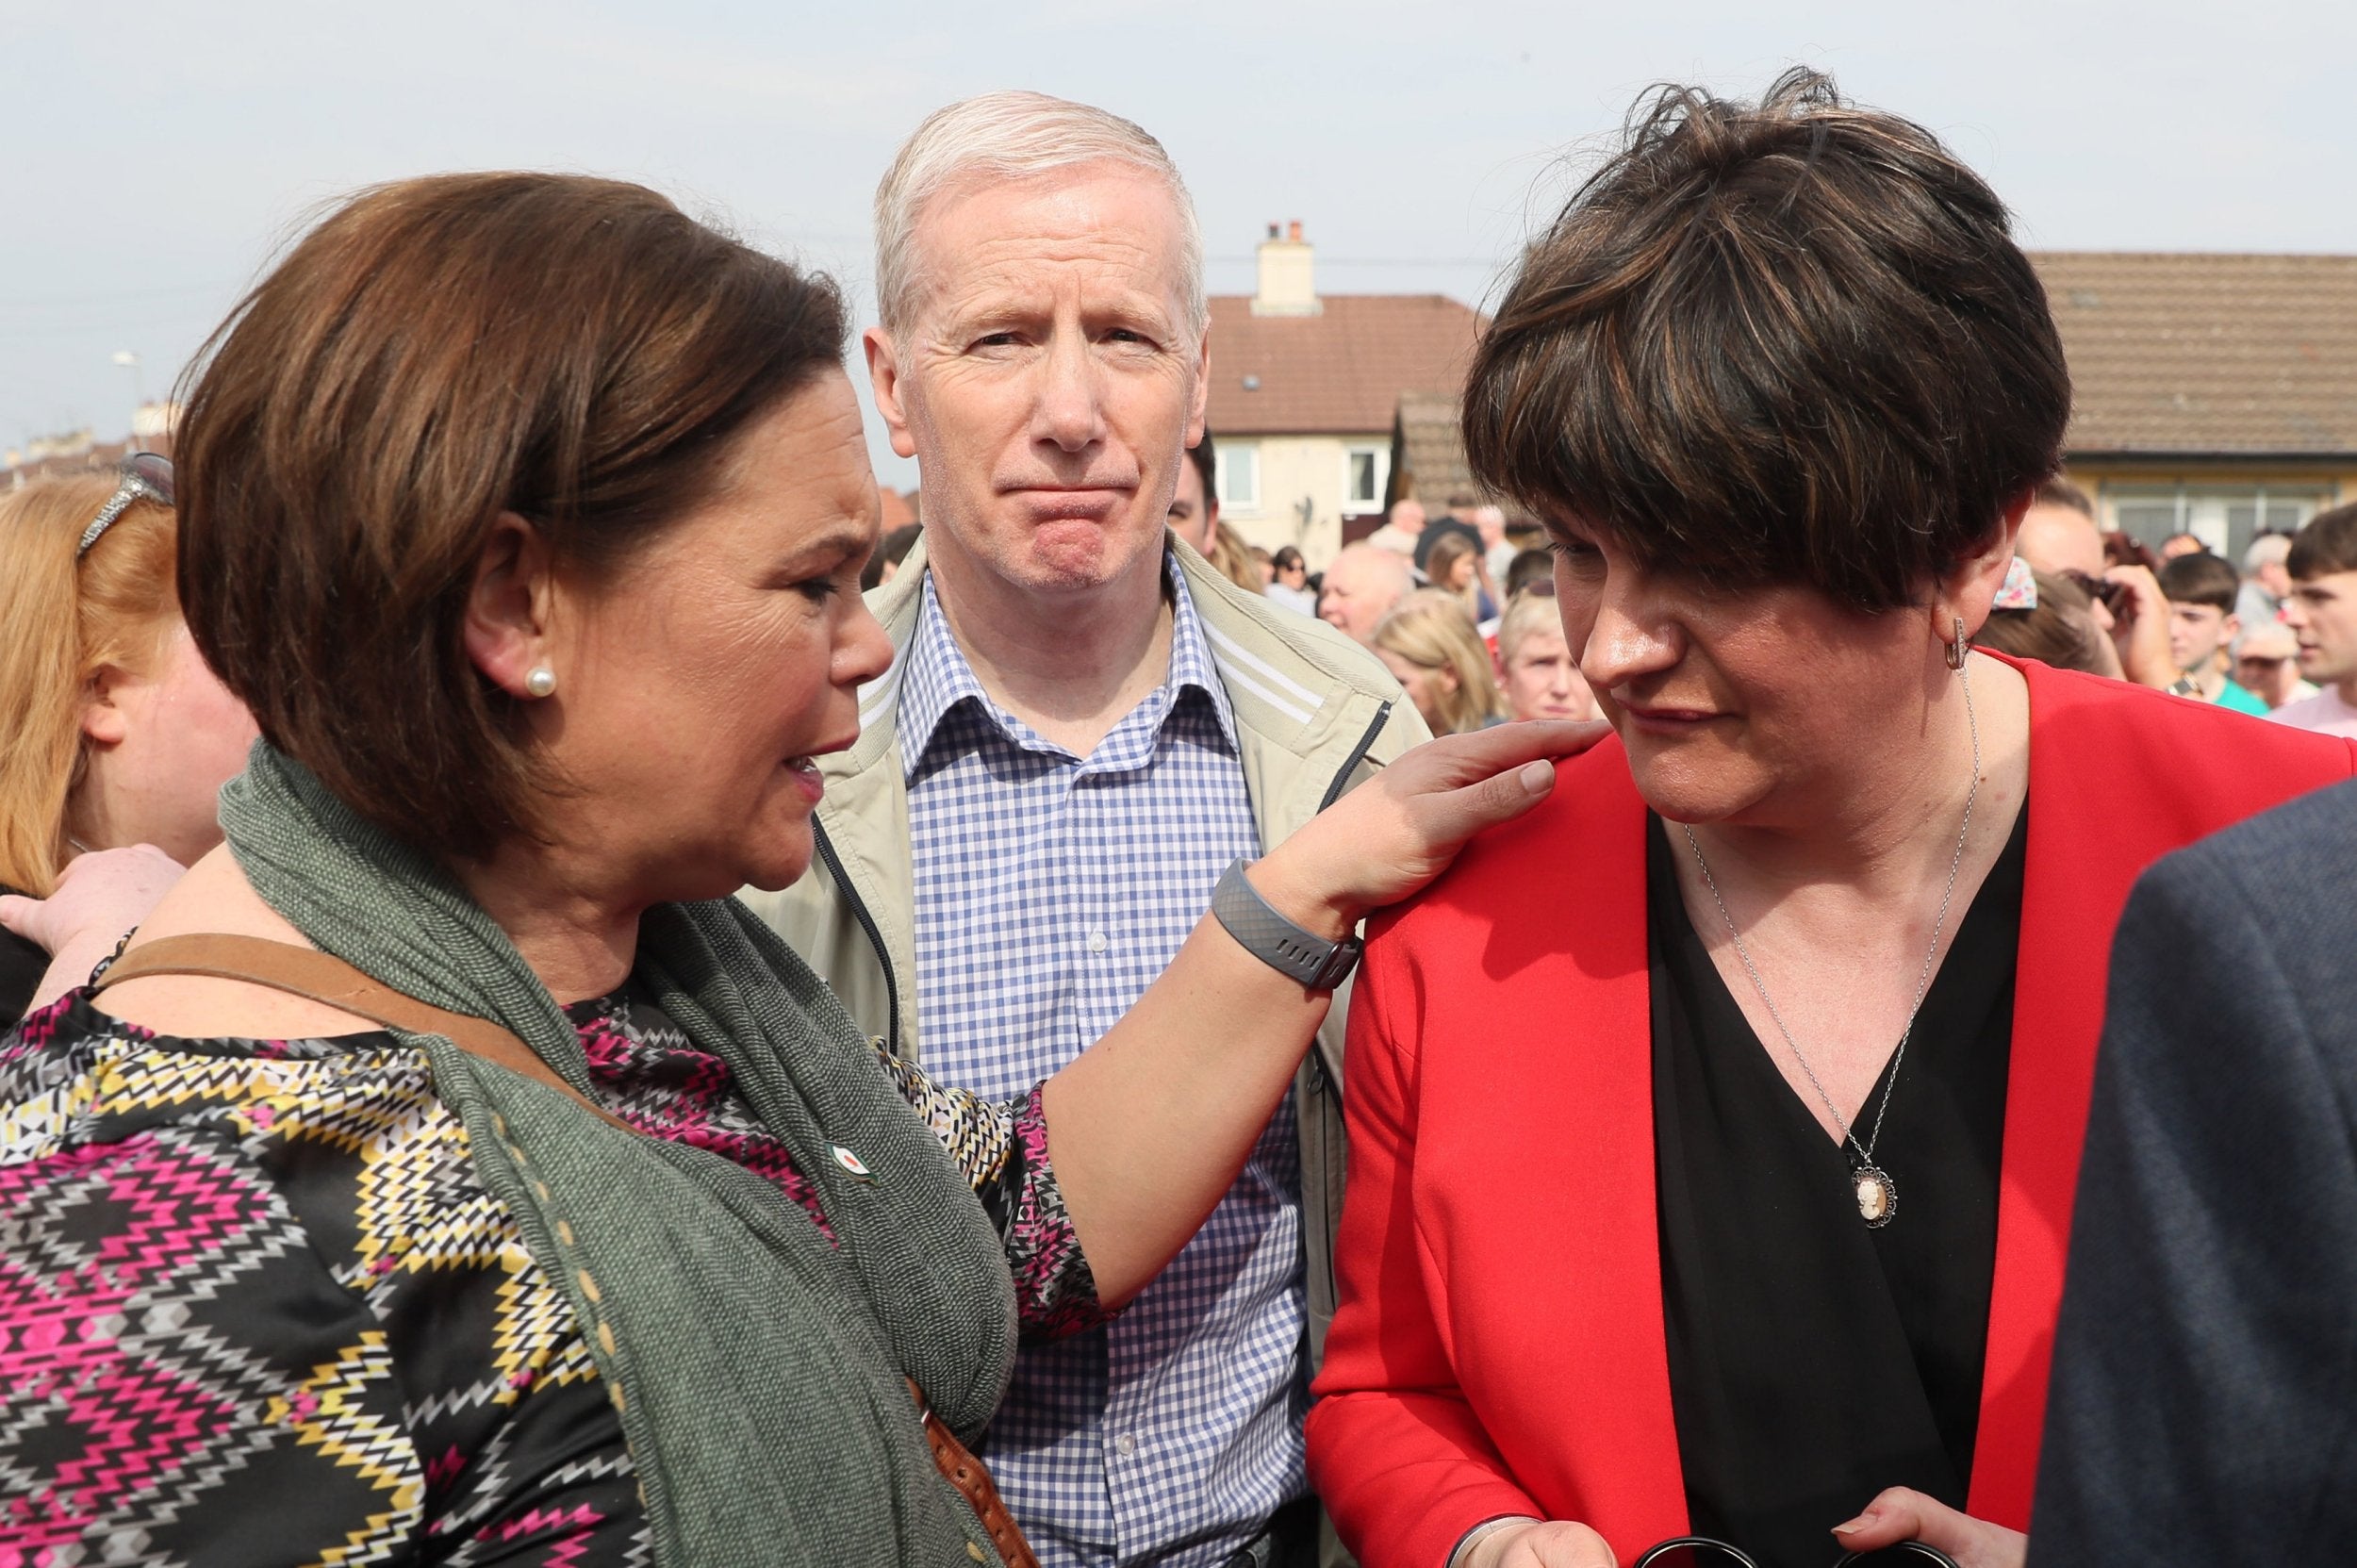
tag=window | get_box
[1216,442,1260,513]
[1343,444,1390,512]
[2106,484,2332,564]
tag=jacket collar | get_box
[1457,653,2356,1541]
[844,532,1408,778]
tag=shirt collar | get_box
[898,550,1240,777]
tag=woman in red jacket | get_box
[1305,70,2357,1568]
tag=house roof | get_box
[1393,389,1491,507]
[1366,254,2357,480]
[2036,252,2357,457]
[1205,293,1486,437]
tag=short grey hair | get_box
[2245,532,2293,573]
[2233,619,2298,657]
[873,91,1205,339]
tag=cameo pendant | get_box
[1854,1164,1898,1228]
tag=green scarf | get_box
[219,744,1017,1566]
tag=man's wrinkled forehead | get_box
[901,163,1197,335]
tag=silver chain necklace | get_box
[1680,663,1982,1229]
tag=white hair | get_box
[2233,619,2298,657]
[2245,532,2293,573]
[873,91,1205,339]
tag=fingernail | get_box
[1518,760,1555,794]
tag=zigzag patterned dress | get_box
[0,982,1103,1563]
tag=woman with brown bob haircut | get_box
[0,173,1586,1563]
[1306,70,2357,1568]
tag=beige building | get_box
[1203,223,1485,566]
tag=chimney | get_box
[1253,219,1320,317]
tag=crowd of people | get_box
[1993,475,2357,737]
[4,67,2356,1568]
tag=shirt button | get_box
[1087,931,1109,954]
[1115,1434,1137,1457]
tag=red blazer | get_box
[1306,659,2357,1566]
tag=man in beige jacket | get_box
[745,91,1422,1568]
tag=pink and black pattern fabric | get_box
[876,1055,1101,1339]
[1,982,1102,1560]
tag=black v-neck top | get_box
[1647,807,2028,1568]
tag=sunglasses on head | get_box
[75,451,174,559]
[1632,1537,1961,1568]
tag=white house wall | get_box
[1216,433,1390,569]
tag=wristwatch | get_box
[1210,858,1363,991]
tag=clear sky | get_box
[6,0,2351,489]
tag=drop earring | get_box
[1945,616,1969,672]
[525,667,557,698]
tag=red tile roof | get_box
[1204,294,1487,437]
[1341,255,2357,471]
[2036,253,2357,457]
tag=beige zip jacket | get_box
[741,535,1427,1367]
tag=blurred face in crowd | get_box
[1273,553,1307,591]
[1373,646,1459,736]
[1501,621,1598,723]
[2016,503,2104,580]
[2284,569,2357,692]
[2234,623,2306,708]
[75,620,259,867]
[1546,510,2008,828]
[1318,545,1410,645]
[2017,503,2122,640]
[1167,453,1216,554]
[492,372,893,899]
[2166,600,2236,677]
[865,162,1206,606]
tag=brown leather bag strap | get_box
[94,933,634,1133]
[911,1378,1042,1568]
[98,933,1043,1566]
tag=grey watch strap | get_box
[1209,858,1363,991]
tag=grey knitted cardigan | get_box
[220,746,1018,1565]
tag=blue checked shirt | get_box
[901,562,1304,1568]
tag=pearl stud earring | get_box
[524,667,557,698]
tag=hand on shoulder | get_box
[1252,719,1610,937]
[0,844,185,957]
